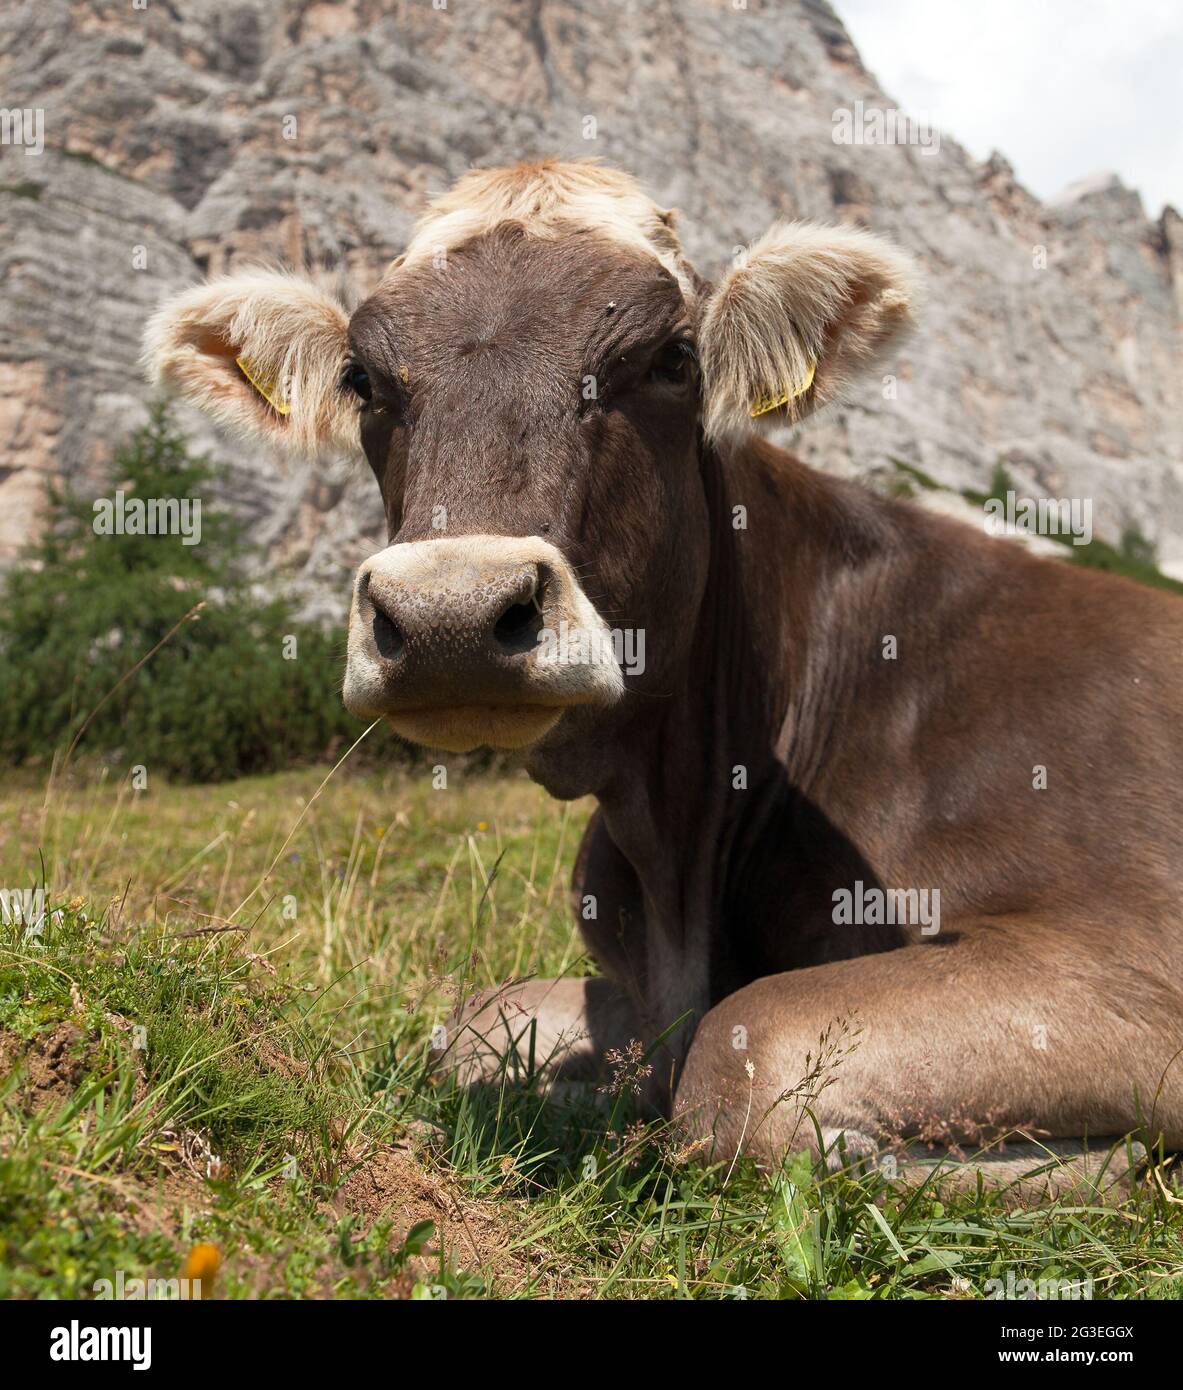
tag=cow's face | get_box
[145,162,914,781]
[337,223,710,763]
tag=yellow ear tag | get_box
[750,358,816,417]
[235,355,291,416]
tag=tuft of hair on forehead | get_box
[397,158,694,295]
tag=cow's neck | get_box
[594,436,878,1056]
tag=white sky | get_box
[833,0,1182,217]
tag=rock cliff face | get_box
[2,0,1180,616]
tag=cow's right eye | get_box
[648,339,696,385]
[342,363,372,401]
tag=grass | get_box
[1,763,1182,1299]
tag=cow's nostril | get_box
[372,605,404,662]
[493,599,544,654]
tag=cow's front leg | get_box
[433,976,641,1090]
[674,918,1182,1180]
[435,815,711,1105]
[572,809,707,1108]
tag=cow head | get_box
[144,160,915,793]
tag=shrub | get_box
[0,402,391,781]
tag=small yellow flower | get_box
[180,1242,221,1297]
[477,821,488,832]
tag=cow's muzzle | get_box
[343,536,625,751]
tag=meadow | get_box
[2,757,1181,1299]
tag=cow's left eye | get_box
[648,340,696,385]
[342,363,372,401]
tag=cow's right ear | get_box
[142,272,360,455]
[698,222,918,442]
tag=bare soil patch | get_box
[334,1143,552,1296]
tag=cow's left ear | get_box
[142,271,359,455]
[698,222,918,441]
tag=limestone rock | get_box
[1,0,1178,616]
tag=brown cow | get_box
[145,159,1183,1182]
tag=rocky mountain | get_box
[2,0,1181,618]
